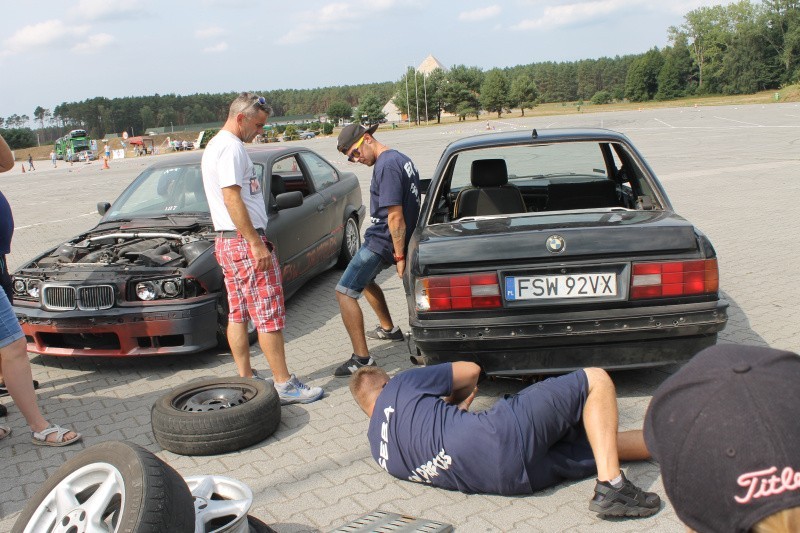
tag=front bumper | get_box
[411,300,728,375]
[14,297,219,357]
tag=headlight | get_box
[132,277,183,301]
[135,281,157,301]
[12,279,26,294]
[27,280,41,298]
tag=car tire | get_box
[337,214,361,268]
[12,441,194,533]
[248,515,279,533]
[216,292,258,347]
[151,377,281,456]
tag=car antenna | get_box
[532,129,538,138]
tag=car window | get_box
[106,164,209,219]
[271,155,311,197]
[298,152,338,191]
[449,143,609,190]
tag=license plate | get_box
[505,273,617,301]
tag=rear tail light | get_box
[630,259,719,299]
[415,272,501,311]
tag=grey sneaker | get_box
[250,369,273,385]
[274,374,324,405]
[365,325,404,341]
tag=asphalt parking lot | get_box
[1,103,799,532]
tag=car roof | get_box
[140,144,306,169]
[443,128,631,153]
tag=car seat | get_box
[453,159,526,218]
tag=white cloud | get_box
[71,33,115,53]
[196,26,225,39]
[276,1,399,45]
[512,0,628,31]
[1,20,89,56]
[75,0,141,20]
[459,5,501,22]
[204,41,229,53]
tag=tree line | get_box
[2,0,797,149]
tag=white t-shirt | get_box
[201,130,268,232]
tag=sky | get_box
[0,0,738,123]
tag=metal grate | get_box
[42,286,77,311]
[78,285,115,310]
[42,285,115,311]
[329,511,453,533]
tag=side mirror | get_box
[97,202,111,215]
[275,191,303,210]
[419,178,431,195]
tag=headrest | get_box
[471,159,508,187]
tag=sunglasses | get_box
[347,136,365,162]
[251,95,271,113]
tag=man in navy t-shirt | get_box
[349,363,661,518]
[333,124,421,377]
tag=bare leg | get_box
[582,367,621,482]
[227,321,254,378]
[336,291,369,358]
[1,338,77,441]
[618,430,651,461]
[257,330,290,383]
[362,282,394,331]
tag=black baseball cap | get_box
[644,344,800,533]
[337,123,378,154]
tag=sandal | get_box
[32,424,82,447]
[0,380,40,398]
[0,403,6,417]
[0,425,10,441]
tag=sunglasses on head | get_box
[251,95,270,113]
[347,136,365,162]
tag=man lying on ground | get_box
[349,362,660,518]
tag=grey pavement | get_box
[1,103,799,532]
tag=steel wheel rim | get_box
[25,462,125,533]
[173,384,257,412]
[345,218,359,258]
[186,475,253,533]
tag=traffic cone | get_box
[21,163,25,174]
[102,156,110,170]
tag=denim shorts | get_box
[336,245,392,299]
[0,286,24,349]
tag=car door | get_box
[265,153,331,289]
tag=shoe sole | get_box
[279,392,324,405]
[589,501,660,517]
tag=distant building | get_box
[385,54,448,122]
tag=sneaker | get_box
[589,472,661,518]
[365,325,404,341]
[274,374,324,405]
[249,369,273,385]
[334,354,376,377]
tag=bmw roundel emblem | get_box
[545,235,566,254]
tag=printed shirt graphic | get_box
[201,130,268,231]
[367,364,531,495]
[363,150,421,263]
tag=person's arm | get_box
[221,186,271,271]
[387,205,406,277]
[443,362,481,411]
[0,135,14,173]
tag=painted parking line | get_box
[16,211,97,230]
[654,118,675,128]
[713,116,764,126]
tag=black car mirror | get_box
[97,202,111,215]
[275,191,303,210]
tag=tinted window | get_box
[299,152,339,191]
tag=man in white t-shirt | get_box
[201,92,323,405]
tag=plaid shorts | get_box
[214,235,285,332]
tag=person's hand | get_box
[249,239,272,271]
[457,387,478,411]
[395,258,405,278]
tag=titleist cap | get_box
[644,344,800,533]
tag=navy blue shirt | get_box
[0,191,14,255]
[363,150,421,263]
[367,363,531,495]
